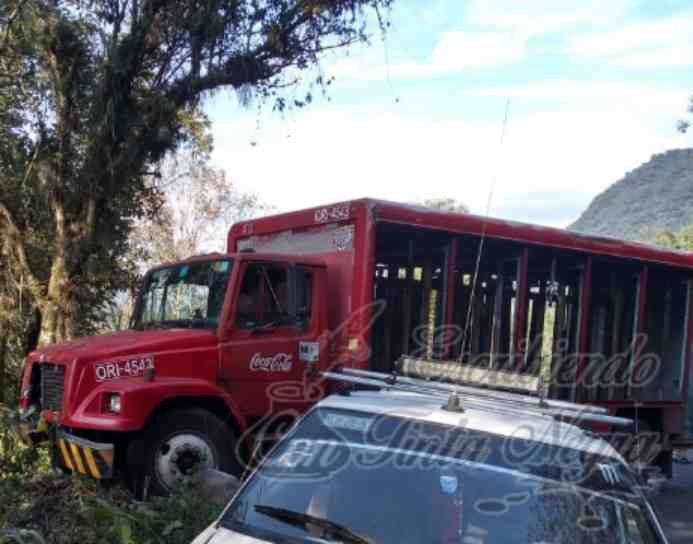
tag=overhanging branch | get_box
[167,50,279,106]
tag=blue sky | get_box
[205,0,693,227]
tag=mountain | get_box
[570,148,693,242]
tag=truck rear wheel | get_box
[127,407,241,498]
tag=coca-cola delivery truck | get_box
[18,199,693,493]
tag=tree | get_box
[101,138,269,332]
[131,146,270,268]
[0,0,392,350]
[678,96,693,133]
[655,225,693,251]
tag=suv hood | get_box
[29,328,218,365]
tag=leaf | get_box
[162,520,183,536]
[118,519,134,544]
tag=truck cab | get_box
[19,252,330,495]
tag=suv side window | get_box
[236,263,288,329]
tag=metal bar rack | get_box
[323,363,633,429]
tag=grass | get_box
[0,405,221,544]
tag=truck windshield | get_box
[221,408,663,544]
[133,259,232,330]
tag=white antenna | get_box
[459,98,512,362]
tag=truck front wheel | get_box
[127,407,241,497]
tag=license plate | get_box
[94,355,154,382]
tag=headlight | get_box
[106,393,122,413]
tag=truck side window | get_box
[294,268,313,330]
[236,263,289,329]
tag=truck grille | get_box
[39,364,65,412]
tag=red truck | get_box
[18,198,693,493]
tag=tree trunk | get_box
[0,335,6,404]
[24,306,42,356]
[37,297,74,347]
[37,252,74,347]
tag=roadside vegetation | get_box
[0,404,219,544]
[0,0,392,542]
[655,225,693,252]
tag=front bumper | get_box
[55,431,115,479]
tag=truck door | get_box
[220,261,324,423]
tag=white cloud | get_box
[206,3,693,231]
[325,0,643,83]
[430,31,527,71]
[469,81,690,114]
[620,48,693,67]
[210,103,688,229]
[568,14,693,67]
[464,0,631,35]
[327,30,528,82]
[570,17,685,55]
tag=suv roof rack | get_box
[323,362,633,429]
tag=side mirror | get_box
[194,468,242,506]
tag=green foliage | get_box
[0,405,49,480]
[1,1,391,540]
[1,405,221,543]
[1,472,220,544]
[678,95,693,133]
[1,405,218,543]
[0,529,46,544]
[0,406,52,541]
[654,225,693,251]
[1,0,393,349]
[0,336,25,406]
[81,486,219,544]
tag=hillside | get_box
[570,148,693,242]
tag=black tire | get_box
[654,449,673,479]
[628,418,662,467]
[126,407,241,498]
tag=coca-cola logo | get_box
[249,352,293,372]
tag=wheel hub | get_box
[155,433,217,491]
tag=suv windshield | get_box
[133,259,232,330]
[222,407,663,544]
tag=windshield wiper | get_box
[254,505,373,544]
